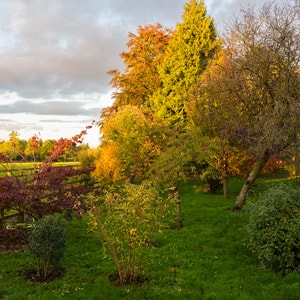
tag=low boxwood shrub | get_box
[247,183,300,275]
[28,213,66,279]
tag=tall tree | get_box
[25,135,40,162]
[0,131,24,160]
[192,0,300,211]
[108,23,173,111]
[40,139,56,160]
[151,0,220,128]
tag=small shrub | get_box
[200,169,222,194]
[28,213,66,279]
[247,183,300,275]
[88,181,173,285]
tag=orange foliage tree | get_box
[93,142,123,185]
[108,23,173,111]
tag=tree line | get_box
[93,0,300,211]
[0,131,90,162]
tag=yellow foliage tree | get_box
[93,142,123,186]
[94,106,168,185]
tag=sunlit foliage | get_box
[88,181,174,285]
[94,106,168,185]
[150,0,220,128]
[108,23,173,112]
[191,0,300,210]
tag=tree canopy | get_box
[94,106,169,185]
[96,0,300,211]
[150,0,220,128]
[108,23,173,111]
[191,0,300,210]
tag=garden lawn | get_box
[1,177,300,299]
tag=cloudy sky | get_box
[0,0,265,147]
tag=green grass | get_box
[0,161,80,177]
[1,176,300,299]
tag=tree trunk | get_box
[169,185,183,229]
[176,194,183,229]
[222,174,229,199]
[233,152,270,212]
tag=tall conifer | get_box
[151,0,220,128]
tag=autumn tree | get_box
[93,142,123,185]
[94,106,168,185]
[24,135,41,162]
[108,23,173,111]
[150,0,220,128]
[189,132,251,198]
[192,0,300,211]
[39,139,56,160]
[0,131,25,160]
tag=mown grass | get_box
[1,175,300,299]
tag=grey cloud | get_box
[206,0,265,32]
[0,100,100,116]
[0,0,268,146]
[0,118,43,132]
[0,0,266,100]
[0,0,186,99]
[40,118,91,123]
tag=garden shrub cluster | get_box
[247,183,300,275]
[0,162,97,225]
[0,126,99,226]
[88,181,174,285]
[28,213,66,279]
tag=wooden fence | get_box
[0,164,99,228]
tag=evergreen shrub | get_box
[247,183,300,275]
[28,213,66,278]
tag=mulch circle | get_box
[108,271,149,286]
[24,267,66,283]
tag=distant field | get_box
[0,162,80,177]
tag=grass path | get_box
[1,177,300,299]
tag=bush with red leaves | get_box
[0,124,100,224]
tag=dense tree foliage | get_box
[191,0,300,210]
[0,131,89,162]
[150,0,220,128]
[107,23,173,112]
[96,1,224,201]
[94,106,169,185]
[94,0,300,217]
